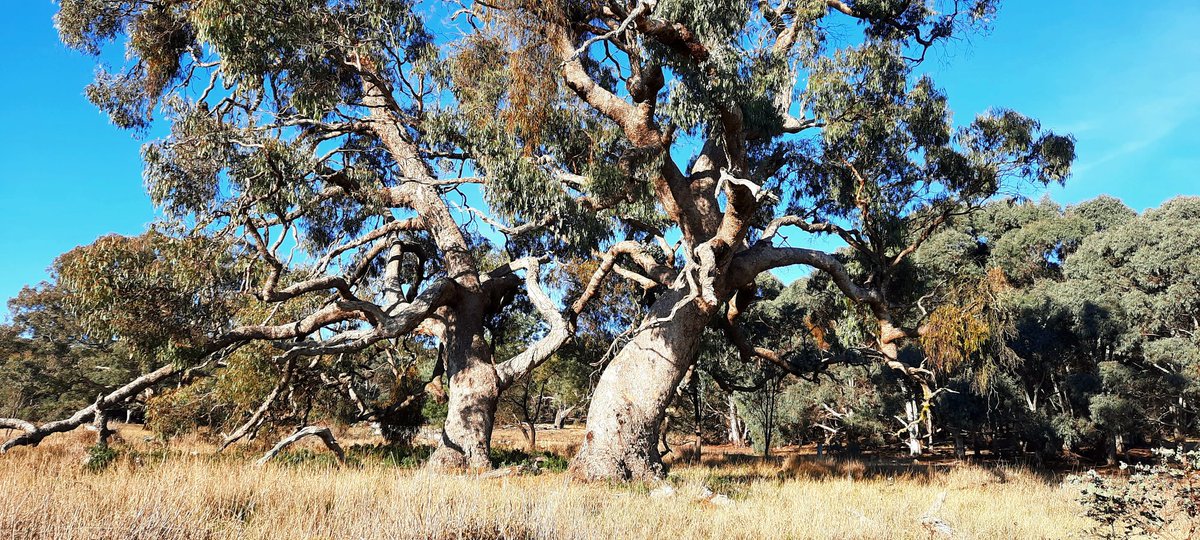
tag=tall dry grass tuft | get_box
[0,427,1090,539]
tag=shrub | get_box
[272,448,343,468]
[145,380,223,439]
[1070,448,1200,538]
[491,447,570,472]
[83,444,119,473]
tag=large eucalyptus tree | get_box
[18,0,645,470]
[20,0,1075,481]
[1064,197,1200,460]
[472,0,1077,479]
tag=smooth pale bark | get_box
[727,394,747,447]
[381,238,499,470]
[902,400,923,456]
[552,404,577,430]
[569,243,929,479]
[427,258,567,471]
[256,426,346,466]
[570,288,711,481]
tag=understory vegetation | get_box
[0,425,1096,540]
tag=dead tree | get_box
[552,403,578,430]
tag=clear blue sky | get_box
[1,1,1197,312]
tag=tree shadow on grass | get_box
[681,451,1069,488]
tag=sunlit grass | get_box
[0,425,1091,539]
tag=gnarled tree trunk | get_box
[570,288,710,481]
[427,302,499,472]
[426,257,570,472]
[428,360,498,471]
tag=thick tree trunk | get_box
[569,289,709,481]
[427,304,499,472]
[366,90,503,472]
[428,351,497,471]
[92,395,113,448]
[424,258,564,472]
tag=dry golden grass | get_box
[0,424,1091,539]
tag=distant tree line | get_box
[679,195,1200,465]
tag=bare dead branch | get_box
[218,357,297,452]
[1,363,180,453]
[255,426,346,466]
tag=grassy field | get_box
[0,424,1094,539]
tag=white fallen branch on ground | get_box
[255,426,346,466]
[920,490,955,538]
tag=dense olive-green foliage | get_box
[608,193,1187,463]
[2,231,238,422]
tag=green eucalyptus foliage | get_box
[83,443,120,473]
[59,0,433,270]
[788,41,1075,273]
[45,0,1194,471]
[10,231,238,366]
[694,273,898,453]
[711,195,1200,460]
[919,196,1200,458]
[2,231,239,425]
[0,324,141,422]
